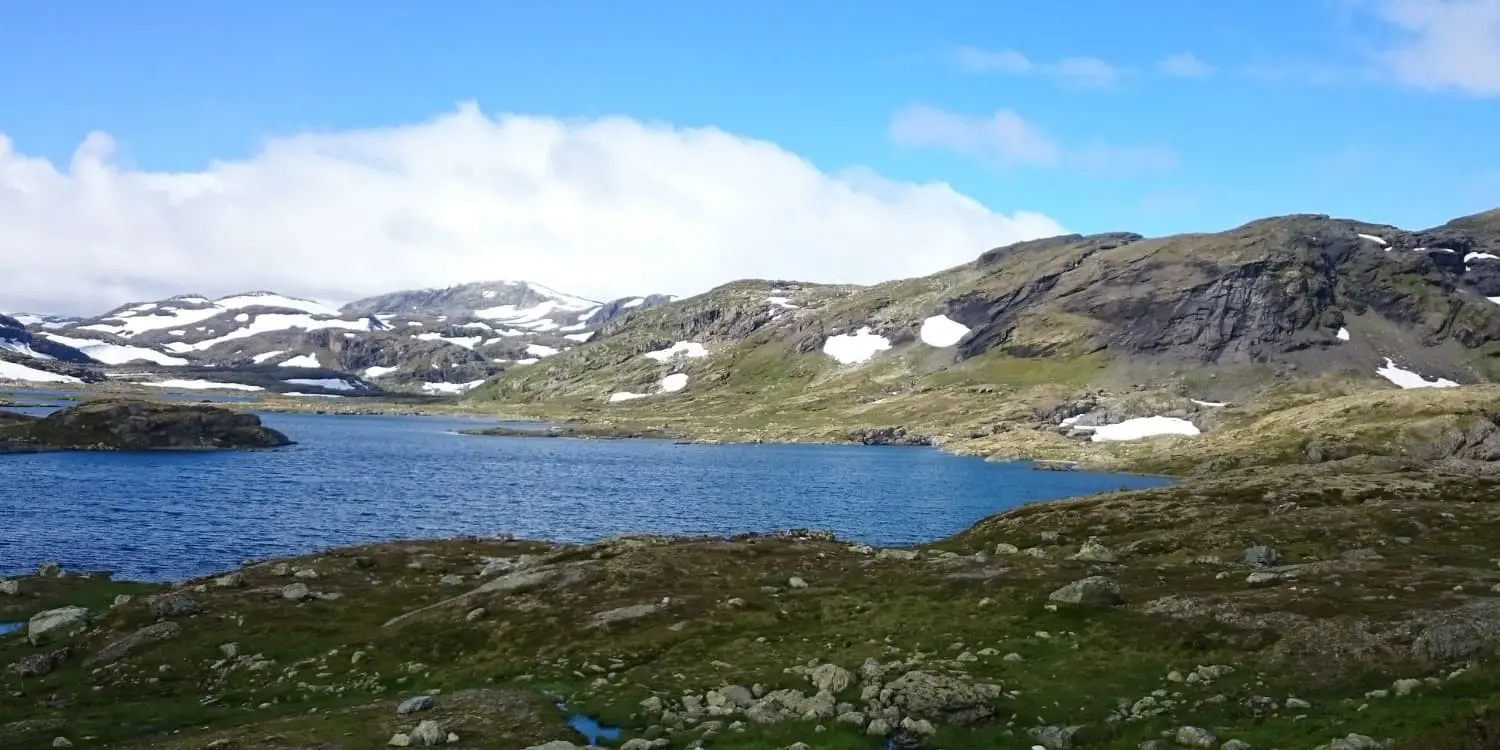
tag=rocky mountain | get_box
[0,283,671,396]
[470,208,1500,454]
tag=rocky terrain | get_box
[0,399,291,452]
[1,284,672,397]
[3,465,1499,749]
[456,209,1500,474]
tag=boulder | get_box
[27,606,90,646]
[881,670,1001,726]
[85,622,181,667]
[147,593,202,619]
[1047,576,1124,607]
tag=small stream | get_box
[0,622,24,637]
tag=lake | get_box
[0,409,1171,582]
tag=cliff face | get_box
[474,208,1500,405]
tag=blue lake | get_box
[0,411,1170,582]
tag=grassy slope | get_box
[5,468,1500,748]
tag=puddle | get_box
[566,713,622,745]
[0,622,24,637]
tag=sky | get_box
[1,0,1498,315]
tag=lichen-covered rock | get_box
[880,671,1001,726]
[27,607,90,646]
[85,622,180,667]
[147,593,202,619]
[1047,576,1124,607]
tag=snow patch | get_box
[1465,252,1499,266]
[233,313,251,323]
[0,360,80,383]
[43,334,189,366]
[215,293,341,317]
[512,358,540,366]
[622,297,645,309]
[608,391,647,403]
[188,314,374,351]
[420,379,486,395]
[1357,233,1387,246]
[564,331,596,343]
[363,365,399,378]
[251,350,286,364]
[661,373,689,393]
[822,327,891,365]
[1190,399,1227,408]
[0,339,54,360]
[1376,358,1459,389]
[525,343,560,358]
[919,315,970,348]
[1337,327,1351,342]
[138,379,263,392]
[283,392,343,398]
[283,377,358,392]
[414,332,484,349]
[277,354,321,368]
[1090,416,1201,443]
[644,341,709,362]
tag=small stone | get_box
[788,576,808,589]
[388,733,412,747]
[1246,571,1280,585]
[465,607,487,622]
[38,561,60,577]
[1004,652,1025,662]
[1222,741,1252,750]
[439,574,464,586]
[220,642,239,659]
[1070,536,1117,562]
[112,594,133,607]
[1167,670,1184,682]
[293,568,320,579]
[1242,545,1280,567]
[1030,725,1077,749]
[994,543,1020,555]
[866,718,891,736]
[281,583,311,602]
[0,579,19,596]
[1392,678,1422,696]
[214,572,246,588]
[1175,726,1219,748]
[1285,696,1311,709]
[52,738,73,748]
[271,563,291,576]
[409,719,447,746]
[398,695,437,715]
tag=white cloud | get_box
[889,105,1178,176]
[948,47,1123,88]
[0,103,1065,316]
[1371,0,1500,95]
[1158,52,1215,78]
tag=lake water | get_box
[0,409,1170,582]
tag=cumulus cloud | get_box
[888,105,1178,176]
[1371,0,1500,95]
[0,103,1066,316]
[948,46,1124,89]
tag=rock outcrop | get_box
[0,399,292,452]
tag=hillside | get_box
[468,209,1500,471]
[0,283,671,396]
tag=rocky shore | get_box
[3,465,1499,749]
[0,399,292,453]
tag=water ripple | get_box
[0,412,1169,581]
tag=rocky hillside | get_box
[1,283,670,396]
[468,209,1500,465]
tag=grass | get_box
[5,467,1500,748]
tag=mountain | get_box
[0,282,671,395]
[468,208,1500,469]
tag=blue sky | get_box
[1,0,1498,310]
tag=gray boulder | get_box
[27,606,90,646]
[881,670,1001,725]
[147,593,202,619]
[1048,576,1124,607]
[85,622,181,667]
